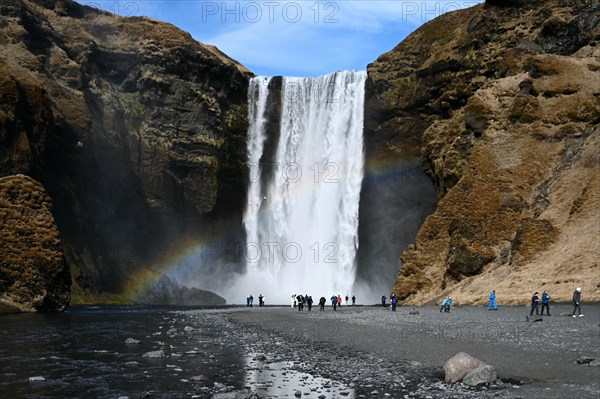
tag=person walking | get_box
[247,295,251,307]
[331,295,337,311]
[530,292,540,316]
[307,296,313,311]
[440,296,452,313]
[381,295,387,307]
[249,294,253,307]
[541,290,550,316]
[351,295,356,306]
[345,295,349,305]
[291,294,296,308]
[391,293,398,312]
[488,290,498,311]
[572,287,583,317]
[319,296,326,311]
[337,295,342,308]
[297,294,304,311]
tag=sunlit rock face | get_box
[0,174,71,313]
[365,0,600,304]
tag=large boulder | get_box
[0,175,71,313]
[462,365,497,386]
[443,352,488,384]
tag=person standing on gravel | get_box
[572,287,583,317]
[541,291,550,316]
[338,295,342,307]
[307,296,313,311]
[345,295,349,305]
[488,291,498,311]
[381,295,387,307]
[297,294,304,311]
[258,294,264,307]
[331,295,338,310]
[319,296,326,311]
[391,293,398,312]
[440,296,452,313]
[530,292,540,316]
[352,295,356,305]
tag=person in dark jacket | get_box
[540,291,550,316]
[258,294,264,307]
[351,295,356,305]
[331,295,337,310]
[307,296,313,311]
[381,295,387,307]
[572,287,583,317]
[391,293,398,312]
[319,296,326,311]
[297,294,304,311]
[530,292,539,316]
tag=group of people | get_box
[381,294,398,311]
[489,287,584,317]
[291,294,357,311]
[246,294,266,307]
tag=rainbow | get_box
[122,154,425,302]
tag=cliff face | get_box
[366,0,600,304]
[0,174,70,312]
[0,0,252,301]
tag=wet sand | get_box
[221,303,600,398]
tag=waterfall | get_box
[236,71,366,304]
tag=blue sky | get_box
[78,1,483,76]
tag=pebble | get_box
[125,338,140,344]
[28,376,45,382]
[143,350,165,358]
[295,389,302,397]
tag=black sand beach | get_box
[220,304,600,398]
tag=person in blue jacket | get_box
[331,295,338,311]
[540,290,551,316]
[488,290,498,311]
[391,293,398,312]
[381,295,387,307]
[440,296,452,313]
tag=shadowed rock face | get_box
[0,175,71,312]
[365,0,600,304]
[0,0,252,301]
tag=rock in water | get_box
[28,376,46,382]
[125,338,141,344]
[0,175,71,313]
[143,350,165,358]
[443,352,487,383]
[462,365,497,386]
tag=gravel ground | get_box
[195,303,600,399]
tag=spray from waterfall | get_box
[228,71,366,304]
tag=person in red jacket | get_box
[337,295,342,307]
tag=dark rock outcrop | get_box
[0,0,252,302]
[0,174,71,312]
[137,274,226,306]
[366,0,600,304]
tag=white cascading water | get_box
[234,71,366,304]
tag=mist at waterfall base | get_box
[217,71,367,305]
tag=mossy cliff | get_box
[365,0,599,305]
[0,0,252,306]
